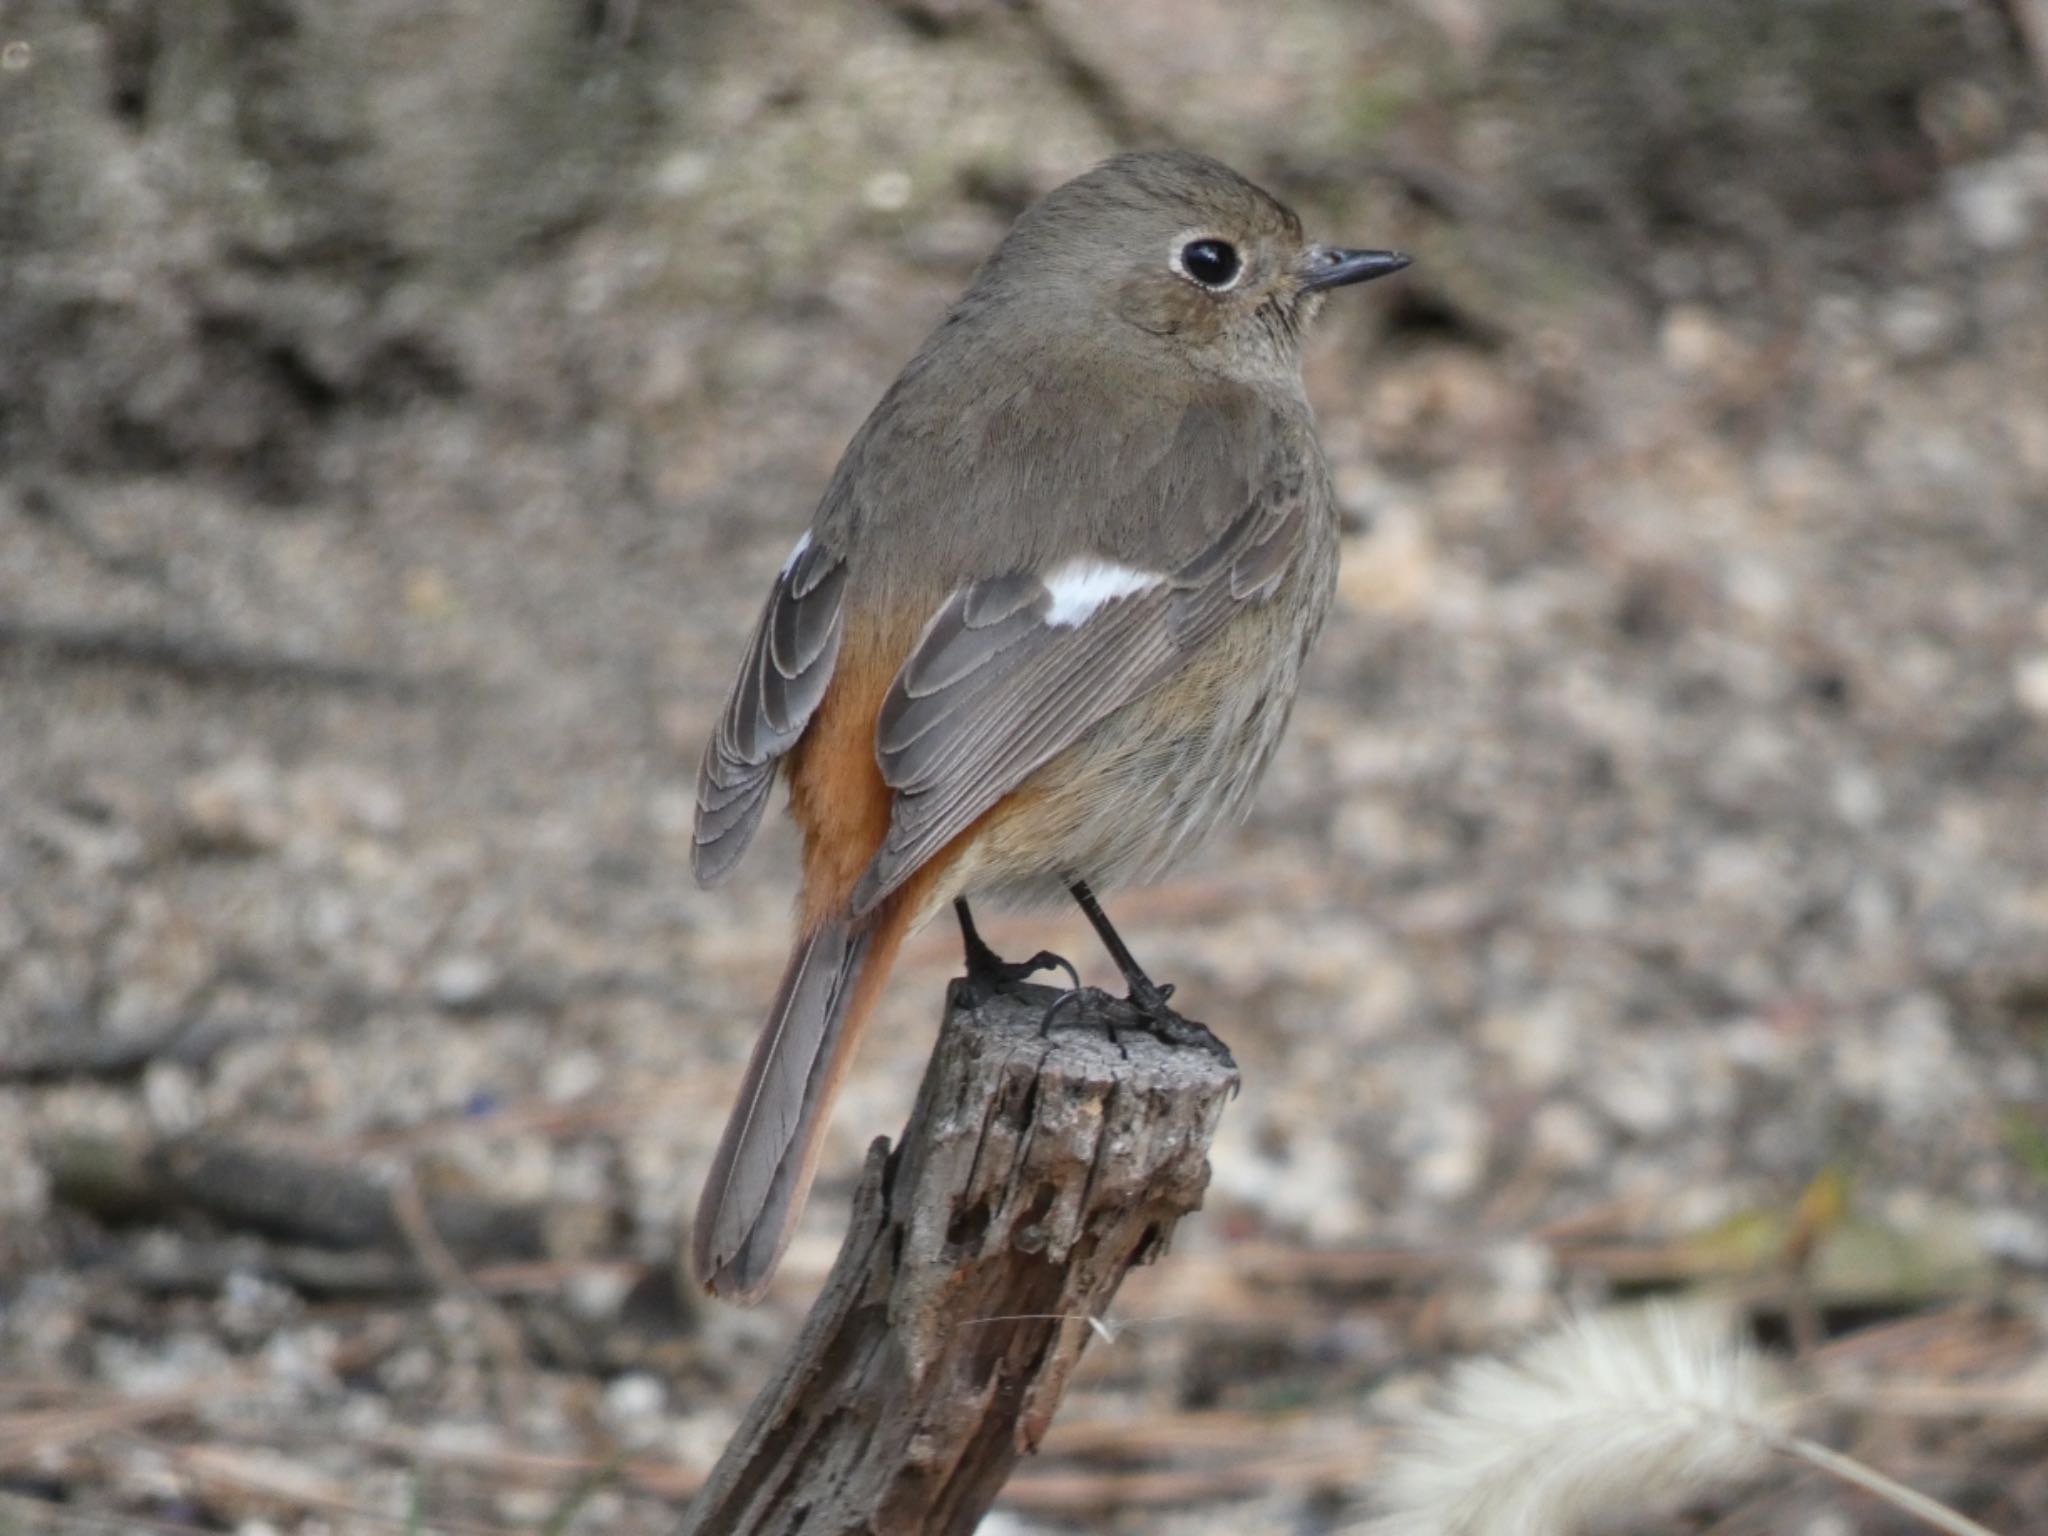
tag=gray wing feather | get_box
[849,480,1307,914]
[693,539,847,886]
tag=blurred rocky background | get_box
[3,0,2047,1530]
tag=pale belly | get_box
[918,579,1327,923]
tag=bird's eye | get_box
[1177,238,1241,290]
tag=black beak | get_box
[1298,245,1412,293]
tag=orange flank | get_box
[787,621,900,926]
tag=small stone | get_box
[543,1048,605,1101]
[1877,288,1963,361]
[496,1489,560,1525]
[379,1345,435,1393]
[338,1394,390,1436]
[300,766,406,836]
[176,758,289,855]
[1976,1208,2048,1268]
[429,954,500,1012]
[1948,160,2034,252]
[403,566,457,622]
[1480,1239,1557,1331]
[0,1131,49,1219]
[1831,766,1885,827]
[2013,653,2048,718]
[1402,1096,1490,1204]
[652,149,712,198]
[565,1265,633,1323]
[424,1419,502,1457]
[1527,1101,1606,1175]
[142,1061,203,1135]
[1659,304,1746,383]
[1836,994,1964,1122]
[262,1326,340,1392]
[862,170,913,213]
[602,1371,666,1427]
[1478,1000,1583,1091]
[217,1269,297,1342]
[1593,1052,1682,1139]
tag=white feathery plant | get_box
[1365,1300,2002,1536]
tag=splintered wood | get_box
[679,984,1239,1536]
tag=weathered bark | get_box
[680,982,1240,1536]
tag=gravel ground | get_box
[3,2,2047,1532]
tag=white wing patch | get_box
[779,529,813,576]
[1042,559,1164,628]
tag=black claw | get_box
[1038,986,1085,1037]
[1023,950,1082,994]
[1127,977,1175,1013]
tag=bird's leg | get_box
[952,898,1078,1008]
[1067,879,1175,1009]
[949,897,1103,1044]
[1066,880,1235,1066]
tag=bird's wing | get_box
[850,470,1312,914]
[693,533,848,885]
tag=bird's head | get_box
[974,149,1410,384]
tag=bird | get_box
[690,149,1409,1302]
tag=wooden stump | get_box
[679,982,1240,1536]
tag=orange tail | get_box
[691,901,911,1301]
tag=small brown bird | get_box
[692,150,1408,1301]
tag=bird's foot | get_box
[953,947,1080,1011]
[1033,975,1236,1071]
[950,899,1080,1011]
[1053,877,1235,1068]
[1115,975,1237,1068]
